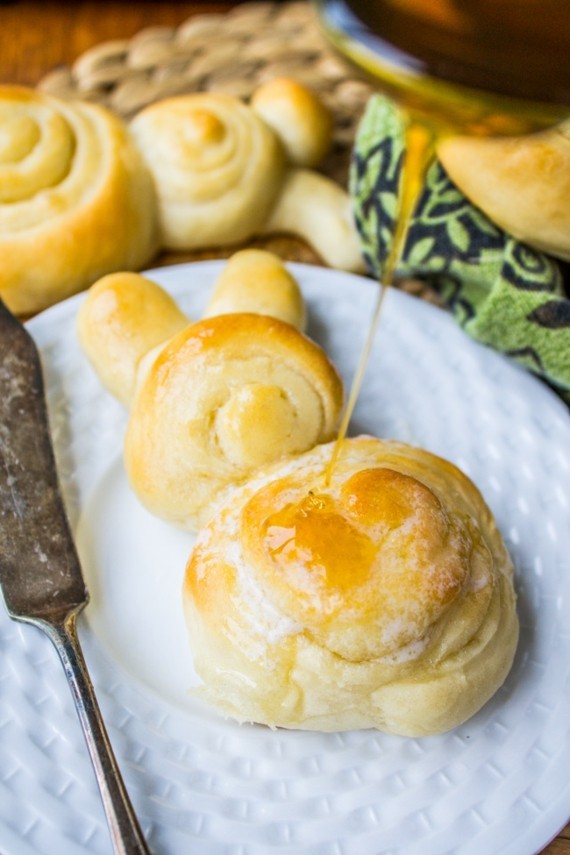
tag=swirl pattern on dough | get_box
[125,313,343,530]
[130,93,286,249]
[77,257,342,530]
[184,436,519,735]
[0,86,158,315]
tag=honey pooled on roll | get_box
[77,252,343,530]
[0,86,158,315]
[184,436,519,736]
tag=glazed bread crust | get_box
[76,271,189,405]
[184,436,519,736]
[77,257,343,531]
[125,312,343,530]
[0,86,158,315]
[202,249,307,330]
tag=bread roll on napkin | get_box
[438,121,570,261]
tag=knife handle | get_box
[39,610,151,855]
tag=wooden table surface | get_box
[0,1,235,87]
[0,3,569,854]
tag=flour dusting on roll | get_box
[184,436,519,736]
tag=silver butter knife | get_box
[0,297,150,855]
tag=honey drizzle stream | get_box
[325,118,436,484]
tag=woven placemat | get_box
[37,1,373,189]
[37,0,440,303]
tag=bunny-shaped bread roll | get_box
[0,86,158,315]
[78,252,343,530]
[184,436,519,735]
[126,312,343,530]
[130,85,366,273]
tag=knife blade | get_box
[0,296,150,855]
[0,299,87,619]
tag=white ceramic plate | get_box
[1,262,569,855]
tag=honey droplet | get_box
[262,494,376,595]
[299,490,331,515]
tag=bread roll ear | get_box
[0,86,158,315]
[78,250,308,405]
[250,77,333,168]
[437,122,570,261]
[202,249,306,330]
[76,272,188,405]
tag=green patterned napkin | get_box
[350,95,570,404]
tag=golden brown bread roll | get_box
[125,313,343,530]
[78,251,308,402]
[437,122,570,260]
[129,93,286,250]
[202,249,306,330]
[184,436,519,735]
[0,86,158,315]
[77,256,343,530]
[250,77,334,168]
[129,89,365,273]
